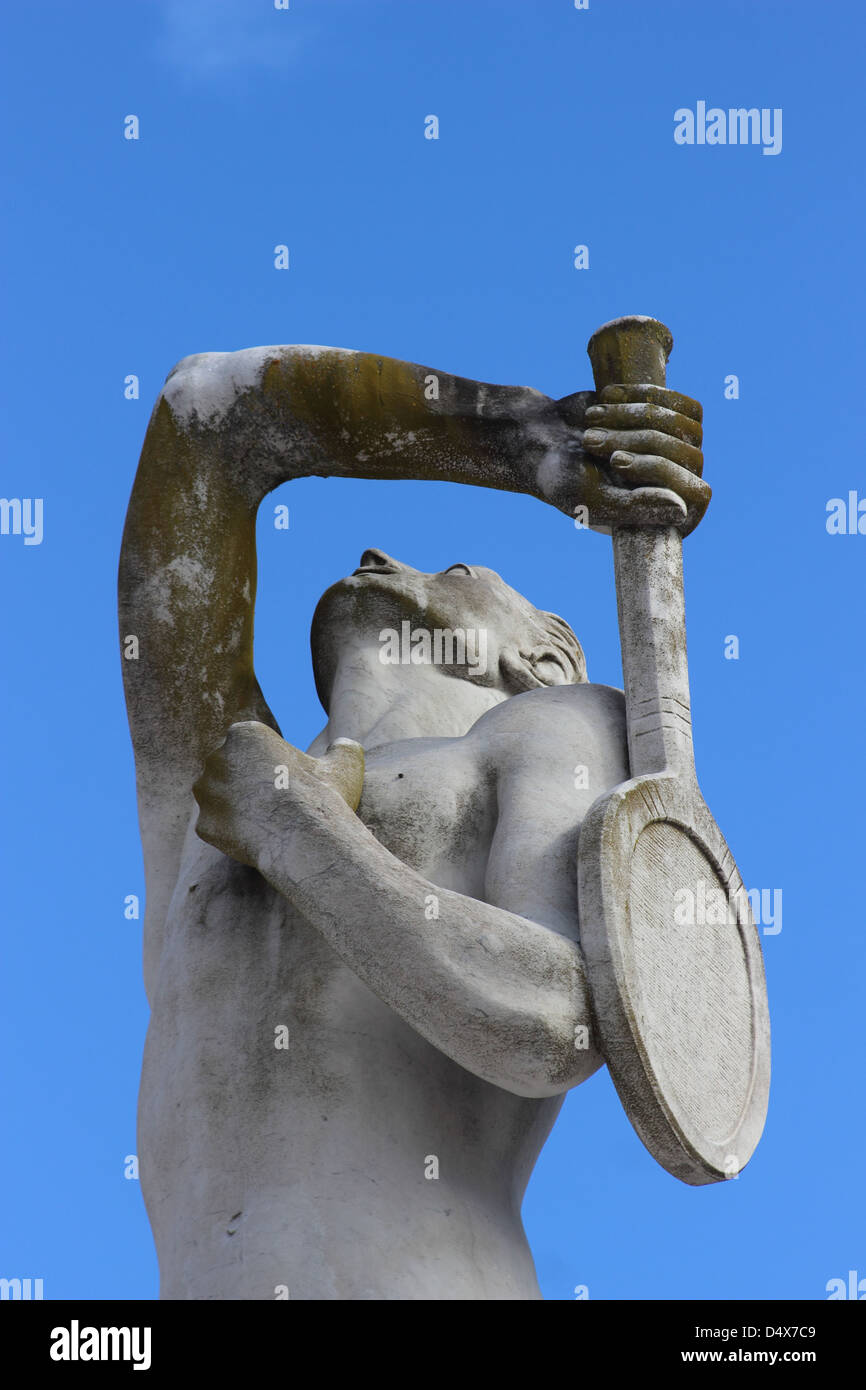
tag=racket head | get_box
[578,773,771,1185]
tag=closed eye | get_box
[443,563,474,577]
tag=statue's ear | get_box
[530,648,574,686]
[499,645,573,693]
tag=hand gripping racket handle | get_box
[587,317,696,782]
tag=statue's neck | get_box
[307,642,507,753]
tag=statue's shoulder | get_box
[469,682,627,773]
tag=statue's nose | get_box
[356,548,401,573]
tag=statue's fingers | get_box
[608,452,712,517]
[320,738,365,812]
[223,719,279,764]
[589,480,688,530]
[584,428,703,475]
[227,719,273,738]
[599,383,703,424]
[584,401,702,448]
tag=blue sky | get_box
[1,0,863,1300]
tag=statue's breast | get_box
[356,736,495,897]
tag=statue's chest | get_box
[356,738,495,896]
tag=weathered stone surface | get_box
[119,319,759,1300]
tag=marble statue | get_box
[119,332,716,1299]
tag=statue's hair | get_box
[535,609,588,684]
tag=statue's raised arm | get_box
[119,342,707,992]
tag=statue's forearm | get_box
[158,345,587,512]
[252,793,590,1099]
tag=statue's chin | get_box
[312,573,423,633]
[310,576,429,704]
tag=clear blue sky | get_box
[1,0,863,1300]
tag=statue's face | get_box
[311,549,580,708]
[316,547,534,640]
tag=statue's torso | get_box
[139,685,626,1299]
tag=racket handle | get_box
[587,315,672,395]
[586,316,696,781]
